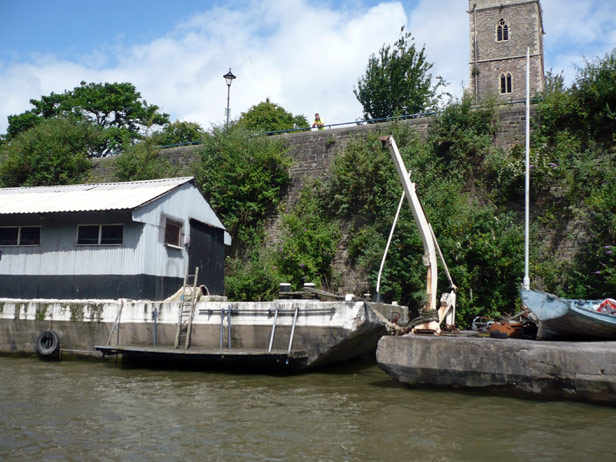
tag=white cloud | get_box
[408,0,469,97]
[0,1,411,134]
[542,0,616,82]
[0,0,613,135]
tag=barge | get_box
[0,292,408,370]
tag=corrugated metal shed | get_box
[0,177,230,299]
[0,177,196,215]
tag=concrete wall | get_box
[284,106,528,176]
[377,335,616,404]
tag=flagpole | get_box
[523,47,531,290]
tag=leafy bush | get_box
[225,250,282,301]
[0,118,104,187]
[536,49,616,146]
[113,137,180,181]
[194,125,292,254]
[313,117,526,326]
[236,99,309,133]
[527,49,616,300]
[572,50,616,142]
[273,184,341,290]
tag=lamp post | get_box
[223,68,236,126]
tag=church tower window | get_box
[500,73,512,93]
[497,19,509,41]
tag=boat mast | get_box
[523,47,531,290]
[379,136,438,312]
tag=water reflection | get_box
[1,357,614,461]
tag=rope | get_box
[429,223,457,291]
[408,309,439,328]
[365,304,407,335]
[376,189,406,294]
[302,287,347,300]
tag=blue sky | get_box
[1,0,614,134]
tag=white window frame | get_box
[164,219,183,249]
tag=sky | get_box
[0,0,614,135]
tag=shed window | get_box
[500,73,512,94]
[77,224,123,245]
[164,220,182,247]
[20,227,41,245]
[101,225,123,244]
[0,226,40,246]
[497,19,509,41]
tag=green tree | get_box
[194,125,292,254]
[536,49,616,146]
[6,81,169,153]
[0,118,104,187]
[354,27,444,120]
[274,184,340,290]
[236,99,309,133]
[113,137,180,182]
[6,111,41,139]
[572,49,616,142]
[151,121,205,146]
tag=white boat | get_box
[520,289,616,340]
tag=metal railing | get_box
[262,111,438,136]
[98,99,541,155]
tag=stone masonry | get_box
[469,0,545,102]
[92,106,529,207]
[89,107,531,294]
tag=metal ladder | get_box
[175,267,199,349]
[268,304,300,361]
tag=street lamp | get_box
[223,68,236,126]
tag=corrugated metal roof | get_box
[0,177,194,214]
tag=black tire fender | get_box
[35,330,61,360]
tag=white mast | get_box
[523,47,531,290]
[379,136,438,312]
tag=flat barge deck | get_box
[96,345,309,369]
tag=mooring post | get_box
[153,307,158,346]
[227,306,232,349]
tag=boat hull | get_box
[521,289,616,340]
[0,297,407,370]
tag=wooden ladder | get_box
[175,267,199,349]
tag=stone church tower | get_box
[468,0,545,102]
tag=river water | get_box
[0,356,614,462]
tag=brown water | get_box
[0,356,614,462]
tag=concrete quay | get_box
[376,334,616,404]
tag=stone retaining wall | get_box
[89,106,531,294]
[92,105,529,191]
